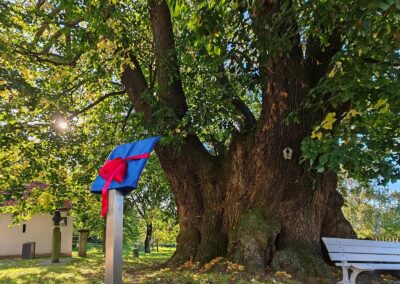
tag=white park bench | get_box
[323,237,400,284]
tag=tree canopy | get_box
[0,0,398,193]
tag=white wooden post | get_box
[105,190,124,284]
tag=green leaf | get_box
[213,45,221,55]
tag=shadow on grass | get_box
[0,245,175,284]
[3,244,397,284]
[0,246,105,284]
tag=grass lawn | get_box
[0,244,398,283]
[0,244,298,284]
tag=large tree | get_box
[1,0,399,276]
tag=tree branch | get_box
[217,64,256,133]
[134,193,147,217]
[68,90,126,118]
[251,0,306,131]
[305,25,354,124]
[121,55,153,122]
[42,17,83,53]
[35,0,46,10]
[232,98,257,132]
[121,2,212,160]
[34,5,62,40]
[60,78,86,96]
[127,195,145,218]
[122,104,134,131]
[306,29,343,88]
[16,47,81,67]
[150,65,157,89]
[149,0,187,117]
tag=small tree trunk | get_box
[51,210,62,263]
[156,241,159,252]
[144,222,153,253]
[78,229,89,257]
[51,228,61,262]
[133,246,139,258]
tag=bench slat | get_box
[323,237,400,248]
[336,263,400,270]
[329,252,400,262]
[325,244,400,255]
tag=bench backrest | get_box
[323,237,400,263]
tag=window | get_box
[22,224,26,233]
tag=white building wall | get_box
[0,213,73,257]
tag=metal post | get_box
[105,189,124,284]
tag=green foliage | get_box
[123,212,142,246]
[0,0,150,229]
[126,155,178,245]
[169,0,262,147]
[299,0,400,184]
[0,0,398,232]
[152,212,179,245]
[339,173,400,239]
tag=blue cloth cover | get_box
[91,136,160,194]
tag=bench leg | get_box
[349,268,362,284]
[339,266,350,284]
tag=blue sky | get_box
[389,181,400,191]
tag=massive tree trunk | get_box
[153,130,356,276]
[155,129,355,276]
[121,0,356,276]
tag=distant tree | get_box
[152,210,179,251]
[125,156,176,253]
[122,208,142,247]
[339,174,400,239]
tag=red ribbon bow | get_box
[99,153,150,217]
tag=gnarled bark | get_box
[154,127,355,276]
